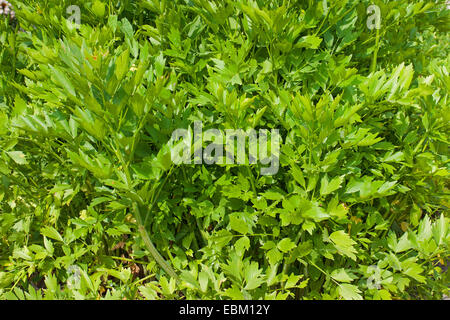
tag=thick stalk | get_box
[133,202,179,280]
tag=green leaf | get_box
[285,273,302,289]
[139,285,158,300]
[211,229,233,248]
[320,175,344,196]
[0,112,8,135]
[244,262,264,290]
[290,164,306,188]
[120,18,134,41]
[115,49,130,81]
[92,0,106,17]
[7,151,28,165]
[180,271,200,290]
[0,272,14,288]
[303,201,330,222]
[296,35,322,49]
[331,269,353,283]
[49,66,76,97]
[338,284,363,300]
[223,285,245,300]
[155,53,166,77]
[41,226,64,243]
[98,268,131,283]
[329,230,357,260]
[403,262,426,284]
[229,216,249,235]
[198,271,209,292]
[13,96,27,116]
[43,236,54,255]
[277,238,296,253]
[292,241,313,259]
[432,214,447,246]
[235,236,250,256]
[267,248,283,265]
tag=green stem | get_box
[12,22,19,82]
[144,164,174,226]
[132,273,156,286]
[245,166,257,196]
[370,27,380,74]
[133,202,179,281]
[111,137,178,280]
[306,258,340,286]
[196,217,208,246]
[110,256,149,265]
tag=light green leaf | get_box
[229,216,249,235]
[267,248,283,265]
[296,35,322,49]
[115,49,130,81]
[285,273,302,289]
[277,238,296,253]
[331,268,353,283]
[338,283,363,300]
[41,226,64,243]
[403,263,426,284]
[235,236,250,256]
[320,175,344,196]
[49,66,76,96]
[7,151,28,165]
[244,262,264,290]
[198,271,209,292]
[329,230,357,260]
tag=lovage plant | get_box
[0,0,448,300]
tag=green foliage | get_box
[0,0,449,300]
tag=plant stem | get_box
[144,164,174,226]
[370,27,380,73]
[11,22,19,82]
[306,258,340,286]
[245,166,257,196]
[133,202,179,281]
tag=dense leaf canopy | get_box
[0,0,448,300]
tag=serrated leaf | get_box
[235,236,250,256]
[49,66,76,97]
[329,230,357,260]
[320,175,344,196]
[285,273,302,289]
[277,238,296,253]
[41,226,64,243]
[267,248,283,265]
[331,268,353,283]
[338,283,363,300]
[244,262,265,290]
[296,35,322,49]
[229,216,249,235]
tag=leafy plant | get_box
[0,0,448,300]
